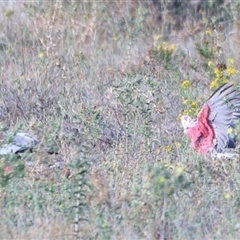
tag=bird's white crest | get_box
[181,115,196,132]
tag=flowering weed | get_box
[151,40,176,68]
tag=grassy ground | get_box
[0,1,240,239]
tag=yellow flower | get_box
[176,167,184,175]
[164,163,174,170]
[157,45,162,51]
[227,66,235,75]
[181,80,191,89]
[183,109,190,115]
[176,114,182,121]
[228,59,234,65]
[165,146,173,152]
[159,176,165,184]
[169,44,176,51]
[214,68,222,78]
[38,51,45,59]
[224,193,231,200]
[205,30,211,35]
[191,101,198,109]
[210,80,218,89]
[193,108,200,116]
[227,127,233,134]
[208,61,213,67]
[183,99,190,105]
[155,34,161,41]
[222,78,228,83]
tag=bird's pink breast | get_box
[186,104,215,155]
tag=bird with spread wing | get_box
[181,83,240,156]
[0,132,39,155]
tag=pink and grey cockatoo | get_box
[181,83,240,156]
[0,132,39,155]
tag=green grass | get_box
[0,1,240,239]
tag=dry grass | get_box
[0,1,240,239]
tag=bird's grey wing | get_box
[14,133,39,148]
[207,83,240,152]
[0,132,39,155]
[0,144,24,155]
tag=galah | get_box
[181,83,240,156]
[0,132,39,155]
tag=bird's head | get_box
[181,115,197,134]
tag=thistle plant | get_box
[70,157,90,240]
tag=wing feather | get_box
[205,83,240,152]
